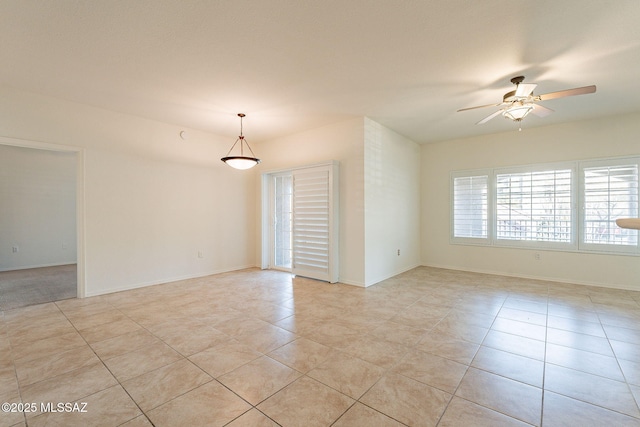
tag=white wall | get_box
[255,118,366,285]
[364,118,421,286]
[0,85,256,296]
[421,112,640,290]
[0,145,77,271]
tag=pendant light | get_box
[221,113,261,170]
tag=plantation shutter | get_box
[583,163,638,246]
[495,169,572,242]
[292,163,339,283]
[453,175,488,239]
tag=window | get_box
[582,160,638,249]
[496,168,572,243]
[451,156,640,255]
[452,173,488,241]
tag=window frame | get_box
[450,156,640,256]
[492,162,577,251]
[450,169,491,245]
[579,157,640,254]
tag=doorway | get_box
[0,138,84,310]
[262,161,340,283]
[271,172,293,271]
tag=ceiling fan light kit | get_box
[221,113,261,170]
[457,75,596,129]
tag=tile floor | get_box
[1,266,640,426]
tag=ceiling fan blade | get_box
[457,103,501,112]
[515,83,537,97]
[537,85,596,101]
[531,104,554,118]
[476,109,503,125]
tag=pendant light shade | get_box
[221,113,261,170]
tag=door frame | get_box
[260,160,339,281]
[0,136,86,298]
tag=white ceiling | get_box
[1,1,639,144]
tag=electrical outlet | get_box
[397,249,400,256]
[534,253,540,261]
[198,251,203,259]
[12,246,19,253]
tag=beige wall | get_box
[0,85,256,296]
[364,118,421,285]
[0,145,77,271]
[421,112,640,290]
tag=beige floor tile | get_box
[20,362,118,418]
[189,340,262,378]
[122,359,212,411]
[546,343,624,381]
[257,376,355,427]
[416,332,480,365]
[618,358,640,386]
[603,324,640,345]
[393,350,467,393]
[0,366,19,398]
[455,367,542,425]
[546,327,614,356]
[491,317,546,341]
[268,337,335,373]
[547,314,605,337]
[213,316,271,336]
[0,394,23,427]
[368,320,427,347]
[333,402,404,427]
[234,324,297,353]
[542,390,640,427]
[342,335,409,369]
[103,341,183,382]
[482,330,546,360]
[390,306,445,330]
[78,318,142,343]
[430,319,488,345]
[306,323,362,349]
[439,396,532,427]
[360,372,451,427]
[27,385,141,427]
[151,323,230,356]
[225,408,279,427]
[218,356,301,405]
[544,363,640,418]
[274,314,325,335]
[610,339,640,362]
[502,298,547,314]
[11,331,87,362]
[14,345,100,387]
[307,351,385,399]
[7,267,640,426]
[65,308,128,331]
[119,415,154,427]
[90,328,162,360]
[472,346,544,387]
[147,381,251,427]
[498,307,547,326]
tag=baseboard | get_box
[364,263,422,287]
[83,264,256,297]
[0,262,76,273]
[420,262,639,292]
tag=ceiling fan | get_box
[457,76,596,126]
